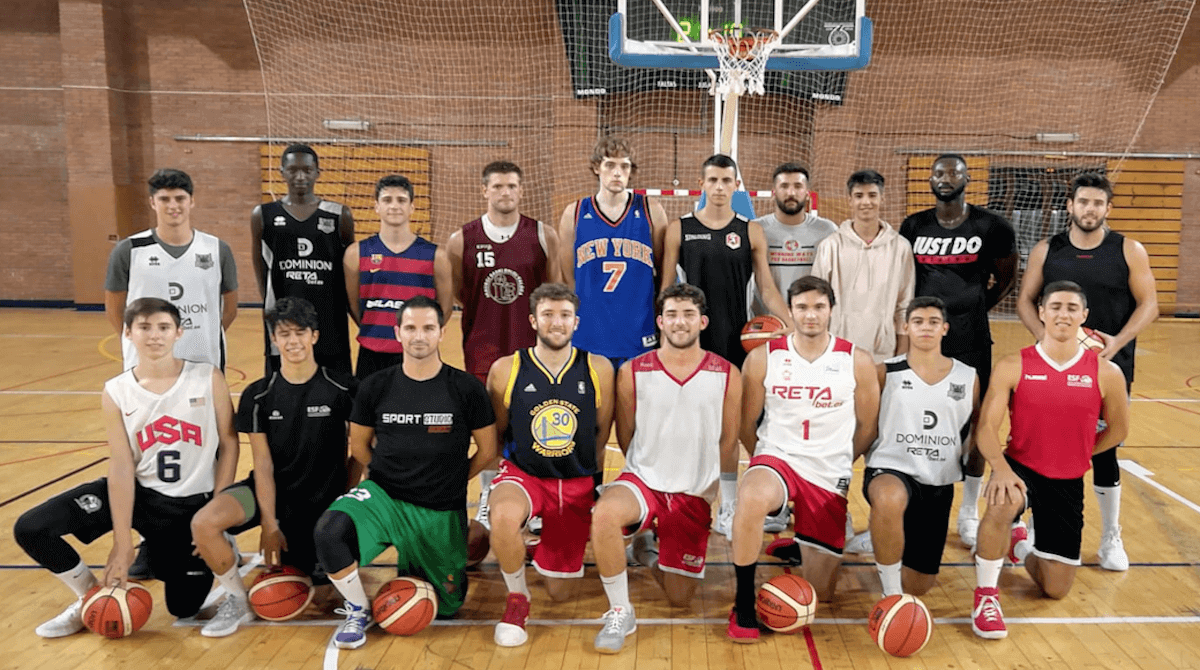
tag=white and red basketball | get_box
[867,594,933,657]
[1077,326,1105,352]
[373,577,438,636]
[82,583,153,638]
[756,573,817,633]
[741,314,786,352]
[248,565,314,621]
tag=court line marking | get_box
[0,457,108,508]
[1121,459,1200,515]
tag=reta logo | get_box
[136,416,202,451]
[769,386,833,401]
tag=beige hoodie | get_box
[811,219,915,363]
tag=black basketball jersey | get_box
[502,348,600,479]
[1042,229,1138,383]
[260,200,351,369]
[679,213,753,367]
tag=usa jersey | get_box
[1008,344,1102,479]
[756,335,858,495]
[104,361,220,498]
[572,194,657,360]
[502,348,600,479]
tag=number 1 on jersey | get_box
[601,261,626,292]
[801,419,810,440]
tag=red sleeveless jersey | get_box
[460,216,548,380]
[1006,345,1102,479]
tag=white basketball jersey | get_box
[104,361,219,497]
[756,334,858,495]
[867,355,975,486]
[122,230,225,369]
[624,351,731,502]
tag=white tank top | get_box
[756,334,858,495]
[867,355,975,486]
[122,230,225,369]
[104,361,220,497]
[624,351,731,502]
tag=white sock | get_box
[502,568,530,599]
[1094,484,1122,534]
[845,511,855,539]
[55,560,98,599]
[719,473,737,506]
[976,555,1004,590]
[600,571,632,612]
[216,564,248,600]
[331,569,369,609]
[876,561,902,596]
[961,476,983,517]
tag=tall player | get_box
[251,144,356,376]
[899,154,1016,548]
[728,276,880,641]
[14,298,239,637]
[751,163,837,315]
[1016,172,1157,571]
[969,281,1128,639]
[344,174,437,380]
[487,283,615,647]
[590,283,741,654]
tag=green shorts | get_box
[328,480,468,616]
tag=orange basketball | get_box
[756,573,817,633]
[741,314,786,352]
[248,565,314,621]
[373,577,437,636]
[867,594,933,657]
[82,583,153,638]
[466,519,491,568]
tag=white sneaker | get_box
[629,532,659,567]
[201,596,253,638]
[1098,527,1129,571]
[845,530,874,555]
[474,484,492,531]
[333,601,374,649]
[35,599,84,638]
[958,512,980,549]
[594,606,637,654]
[763,506,789,533]
[714,501,735,542]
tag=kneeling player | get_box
[14,298,239,637]
[191,297,357,637]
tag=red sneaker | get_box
[972,587,1007,639]
[727,608,760,643]
[765,537,802,566]
[1008,524,1030,565]
[494,592,530,647]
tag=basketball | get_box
[867,594,933,657]
[1077,326,1105,352]
[373,577,438,636]
[248,565,314,621]
[741,315,786,352]
[82,583,153,638]
[755,573,817,633]
[467,518,491,567]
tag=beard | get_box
[1069,212,1106,232]
[775,197,805,216]
[932,182,967,203]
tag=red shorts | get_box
[748,454,847,555]
[491,460,593,578]
[613,473,712,578]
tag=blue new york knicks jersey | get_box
[572,194,658,361]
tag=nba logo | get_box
[578,381,586,395]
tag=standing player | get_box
[313,296,498,650]
[969,281,1128,639]
[1016,172,1157,571]
[190,297,357,637]
[251,144,356,376]
[727,276,879,641]
[559,136,668,368]
[862,297,979,597]
[751,163,837,315]
[487,284,615,647]
[344,174,437,380]
[899,154,1016,548]
[589,283,741,654]
[14,298,239,637]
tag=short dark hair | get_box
[147,169,194,196]
[846,169,885,193]
[1041,280,1088,308]
[375,174,415,201]
[529,282,580,314]
[932,154,968,171]
[589,137,638,176]
[787,275,836,308]
[657,283,707,315]
[124,297,182,329]
[1068,172,1113,203]
[265,297,319,333]
[396,295,443,325]
[482,161,522,184]
[702,153,739,176]
[281,143,320,169]
[772,162,810,185]
[905,295,948,321]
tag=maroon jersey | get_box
[460,215,548,380]
[1007,345,1102,479]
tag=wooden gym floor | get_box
[1,308,1199,670]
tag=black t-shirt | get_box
[350,364,495,511]
[900,206,1016,354]
[678,213,753,367]
[237,368,357,515]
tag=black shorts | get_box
[863,468,954,575]
[223,476,329,579]
[1006,455,1084,565]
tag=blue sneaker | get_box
[333,601,374,649]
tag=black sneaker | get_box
[127,541,154,580]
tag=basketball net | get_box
[708,28,779,97]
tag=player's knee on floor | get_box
[313,509,359,574]
[163,571,214,618]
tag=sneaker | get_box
[765,537,803,566]
[35,599,84,638]
[128,541,153,580]
[971,587,1007,639]
[845,530,874,555]
[763,506,789,533]
[474,484,492,531]
[1098,527,1129,571]
[333,601,374,649]
[1008,523,1030,565]
[630,532,659,568]
[201,596,253,638]
[714,501,735,542]
[494,592,530,647]
[726,608,759,643]
[594,606,637,654]
[958,513,980,549]
[527,516,543,536]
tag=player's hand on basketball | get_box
[984,467,1026,506]
[103,542,135,589]
[1092,329,1119,360]
[260,523,287,567]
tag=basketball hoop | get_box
[708,27,779,97]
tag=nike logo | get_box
[125,410,136,416]
[369,268,381,273]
